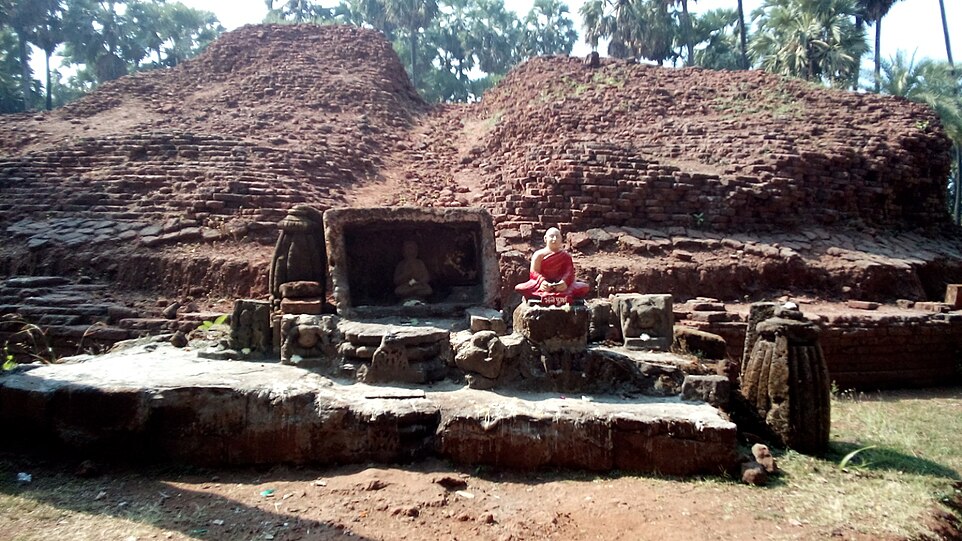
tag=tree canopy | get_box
[0,0,222,112]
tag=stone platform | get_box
[0,342,738,476]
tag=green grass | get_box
[768,388,962,538]
[712,81,805,119]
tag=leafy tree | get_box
[663,0,695,65]
[750,0,868,87]
[385,0,438,88]
[420,0,474,101]
[338,0,396,34]
[581,0,675,65]
[520,0,577,58]
[691,8,741,70]
[462,0,518,74]
[31,0,64,110]
[61,0,221,84]
[273,0,332,23]
[153,3,221,66]
[62,0,134,83]
[4,0,43,109]
[580,0,639,60]
[0,26,26,112]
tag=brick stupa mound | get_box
[2,24,962,323]
[0,24,424,297]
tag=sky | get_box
[27,0,960,83]
[178,0,959,65]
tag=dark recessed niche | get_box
[324,207,499,318]
[344,222,483,307]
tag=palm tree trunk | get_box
[955,144,962,224]
[410,28,418,89]
[18,34,31,111]
[939,0,953,65]
[874,17,882,92]
[853,15,863,90]
[682,0,693,65]
[44,51,52,111]
[737,0,748,69]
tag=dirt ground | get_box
[0,455,905,541]
[5,388,962,540]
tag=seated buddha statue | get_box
[514,227,589,305]
[394,240,433,301]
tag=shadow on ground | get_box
[824,441,961,479]
[0,454,376,540]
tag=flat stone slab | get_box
[339,320,451,346]
[0,342,737,475]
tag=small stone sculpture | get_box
[270,205,326,305]
[514,227,589,305]
[741,303,830,454]
[611,293,673,351]
[394,240,432,301]
[229,299,271,355]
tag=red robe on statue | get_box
[514,250,590,304]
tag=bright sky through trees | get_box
[176,0,957,64]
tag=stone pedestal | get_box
[512,301,589,352]
[338,321,451,384]
[741,306,830,454]
[279,314,341,365]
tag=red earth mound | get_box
[0,23,961,309]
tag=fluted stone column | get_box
[741,305,830,454]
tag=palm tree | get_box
[580,0,674,64]
[736,0,748,69]
[750,0,868,87]
[856,0,899,93]
[521,0,578,58]
[5,0,43,110]
[580,0,640,60]
[937,0,953,65]
[385,0,438,88]
[663,0,695,65]
[691,8,741,70]
[31,0,64,111]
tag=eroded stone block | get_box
[610,294,673,351]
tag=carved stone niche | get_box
[323,207,500,318]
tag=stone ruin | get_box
[227,207,711,395]
[223,206,730,397]
[229,206,770,444]
[215,206,833,472]
[0,23,953,476]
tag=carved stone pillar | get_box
[741,305,830,454]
